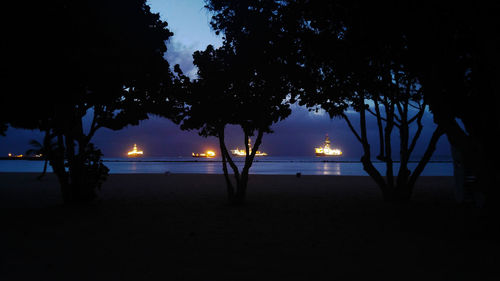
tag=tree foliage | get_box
[402,2,500,207]
[289,1,445,200]
[177,0,307,205]
[3,0,179,203]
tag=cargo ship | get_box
[192,150,216,158]
[231,138,267,156]
[315,134,342,156]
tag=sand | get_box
[0,173,498,281]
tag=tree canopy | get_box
[281,1,446,200]
[3,0,179,203]
[174,0,309,204]
[401,2,500,207]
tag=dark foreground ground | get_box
[0,173,498,281]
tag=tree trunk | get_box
[37,159,48,180]
[360,155,390,198]
[52,134,71,203]
[234,129,264,206]
[232,180,247,205]
[218,127,244,205]
[374,97,385,160]
[37,130,52,180]
[218,128,235,201]
[395,127,411,200]
[74,137,97,202]
[407,126,445,194]
[384,102,395,189]
[51,132,97,203]
[358,101,391,200]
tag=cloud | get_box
[165,39,199,78]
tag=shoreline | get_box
[0,159,456,176]
[0,156,453,163]
[0,173,455,207]
[0,158,453,163]
[0,171,454,175]
[103,159,454,163]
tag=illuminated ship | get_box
[230,138,268,157]
[7,153,24,158]
[192,150,216,158]
[127,144,144,158]
[315,134,342,156]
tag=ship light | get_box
[332,149,342,155]
[127,144,143,156]
[192,150,216,158]
[315,134,343,156]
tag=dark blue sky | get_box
[0,0,451,160]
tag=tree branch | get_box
[359,99,387,194]
[383,98,395,188]
[218,126,235,199]
[408,126,445,190]
[219,128,240,182]
[373,97,385,160]
[242,128,264,177]
[407,104,425,124]
[340,113,362,143]
[408,109,425,156]
[408,101,421,111]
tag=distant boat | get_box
[2,153,24,159]
[7,153,24,158]
[315,134,342,156]
[230,138,268,157]
[192,150,216,158]
[127,144,143,158]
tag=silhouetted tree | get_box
[181,42,290,205]
[4,1,178,203]
[178,0,305,205]
[26,131,57,180]
[291,1,444,201]
[401,3,500,208]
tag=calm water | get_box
[0,156,453,176]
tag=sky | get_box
[0,0,452,160]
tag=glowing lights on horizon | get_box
[315,147,342,156]
[91,137,341,159]
[315,135,343,156]
[192,150,216,158]
[7,153,24,158]
[230,148,268,156]
[127,144,144,157]
[230,138,268,156]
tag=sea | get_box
[0,156,453,176]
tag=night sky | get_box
[0,0,451,159]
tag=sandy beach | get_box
[0,173,498,280]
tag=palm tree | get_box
[26,131,56,180]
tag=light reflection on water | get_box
[205,162,217,174]
[329,162,342,175]
[0,157,453,176]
